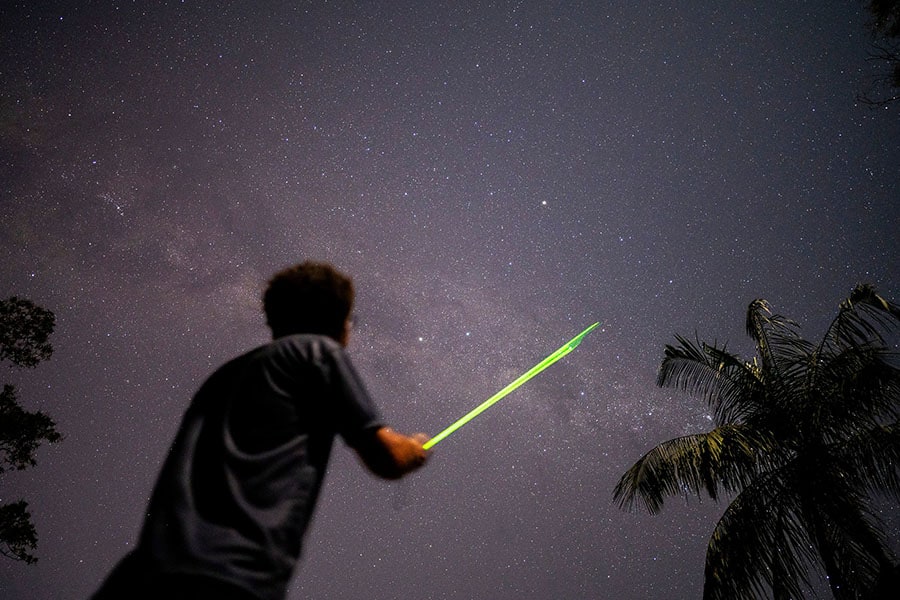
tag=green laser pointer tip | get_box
[422,322,600,451]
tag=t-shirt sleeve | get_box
[320,342,384,447]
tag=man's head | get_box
[263,261,355,344]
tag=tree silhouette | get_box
[0,297,55,368]
[0,297,62,564]
[614,284,900,599]
[0,500,39,564]
[861,0,900,105]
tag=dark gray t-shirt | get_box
[137,334,383,600]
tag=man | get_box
[92,261,430,600]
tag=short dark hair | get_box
[263,262,354,340]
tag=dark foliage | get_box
[614,284,900,599]
[0,501,38,564]
[0,297,55,368]
[861,0,900,104]
[0,384,62,473]
[0,297,61,565]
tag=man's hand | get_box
[356,426,430,480]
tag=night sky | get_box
[1,2,898,599]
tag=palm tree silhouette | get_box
[614,284,900,599]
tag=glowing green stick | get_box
[423,322,599,450]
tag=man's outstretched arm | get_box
[354,426,430,480]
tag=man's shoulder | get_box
[203,335,344,388]
[243,334,346,371]
[266,333,341,355]
[198,335,339,393]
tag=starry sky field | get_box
[1,2,898,599]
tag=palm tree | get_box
[614,284,900,599]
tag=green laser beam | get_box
[423,322,599,450]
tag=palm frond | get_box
[794,458,897,598]
[812,345,900,439]
[833,421,900,502]
[613,425,776,514]
[745,299,808,356]
[826,283,900,349]
[704,469,817,600]
[746,299,776,371]
[658,336,763,425]
[806,505,890,598]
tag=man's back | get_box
[97,335,383,600]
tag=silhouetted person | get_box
[91,262,430,600]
